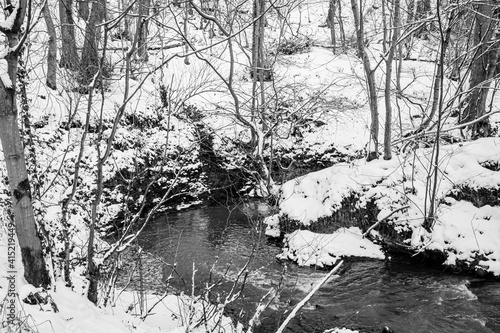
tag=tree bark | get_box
[460,2,500,138]
[137,0,151,61]
[0,1,50,287]
[59,0,79,69]
[417,7,453,132]
[414,0,431,38]
[80,0,106,86]
[351,0,379,161]
[337,0,345,48]
[43,2,57,90]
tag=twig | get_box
[363,205,410,238]
[275,260,343,333]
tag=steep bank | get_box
[265,138,500,278]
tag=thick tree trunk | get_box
[43,2,57,90]
[327,0,336,53]
[78,0,90,20]
[59,0,79,69]
[0,2,50,287]
[351,0,379,161]
[80,0,106,86]
[461,2,500,138]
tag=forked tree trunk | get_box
[0,1,50,287]
[351,0,379,161]
[43,2,57,90]
[59,0,79,69]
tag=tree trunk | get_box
[407,0,415,25]
[137,0,151,61]
[337,0,345,49]
[384,0,400,161]
[381,0,387,54]
[43,2,57,90]
[414,0,431,38]
[417,8,453,132]
[59,0,79,69]
[78,0,90,20]
[351,0,379,161]
[0,2,50,287]
[327,0,336,53]
[80,0,106,86]
[460,2,500,138]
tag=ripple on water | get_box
[122,205,500,333]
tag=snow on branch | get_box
[0,0,20,33]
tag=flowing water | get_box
[130,202,500,333]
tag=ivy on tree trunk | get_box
[0,0,50,287]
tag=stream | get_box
[127,202,500,333]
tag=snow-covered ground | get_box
[266,138,500,276]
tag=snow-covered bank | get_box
[266,138,500,277]
[0,224,237,333]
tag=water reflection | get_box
[117,204,499,333]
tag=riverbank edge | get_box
[272,209,500,280]
[263,138,500,280]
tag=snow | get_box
[278,227,384,267]
[429,201,500,275]
[268,138,500,275]
[0,0,498,331]
[324,328,359,333]
[0,1,19,31]
[0,275,237,333]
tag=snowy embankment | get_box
[278,227,384,267]
[266,138,500,277]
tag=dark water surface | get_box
[133,203,500,333]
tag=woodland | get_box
[0,0,499,332]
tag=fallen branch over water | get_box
[363,205,410,239]
[275,260,343,333]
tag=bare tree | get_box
[80,0,106,86]
[0,0,50,287]
[326,0,336,53]
[351,0,379,161]
[383,0,400,160]
[422,3,455,232]
[43,1,57,89]
[137,0,151,60]
[78,0,90,20]
[59,0,79,69]
[460,1,500,138]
